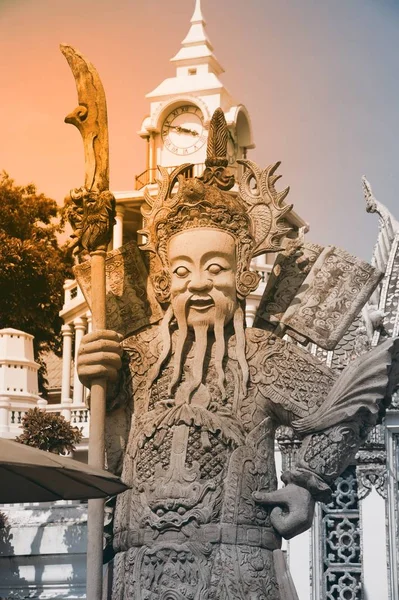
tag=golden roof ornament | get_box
[199,107,235,190]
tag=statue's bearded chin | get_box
[148,290,248,404]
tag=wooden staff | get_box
[61,44,115,600]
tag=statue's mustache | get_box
[173,289,229,309]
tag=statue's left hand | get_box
[253,483,315,539]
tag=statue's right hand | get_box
[77,330,123,388]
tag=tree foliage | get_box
[0,173,73,390]
[16,408,82,455]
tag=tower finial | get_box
[170,0,223,76]
[191,0,205,24]
[180,0,210,49]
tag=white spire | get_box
[146,0,227,99]
[170,0,224,76]
[191,0,205,25]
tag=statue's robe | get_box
[106,325,384,600]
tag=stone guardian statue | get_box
[76,109,398,599]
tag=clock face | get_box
[161,105,206,156]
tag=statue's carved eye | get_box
[174,266,190,278]
[207,264,223,275]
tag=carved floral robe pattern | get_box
[106,325,376,599]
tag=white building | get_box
[0,329,88,599]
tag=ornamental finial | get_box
[199,108,235,190]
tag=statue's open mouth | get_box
[189,295,214,311]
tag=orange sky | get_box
[1,0,399,259]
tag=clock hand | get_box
[180,127,199,136]
[165,125,199,136]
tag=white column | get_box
[61,324,73,403]
[311,503,323,600]
[113,205,125,250]
[60,321,73,419]
[148,131,155,173]
[245,299,257,327]
[0,397,10,435]
[73,317,86,405]
[386,419,399,600]
[361,488,389,599]
[61,402,72,422]
[86,311,93,334]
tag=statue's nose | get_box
[188,272,212,292]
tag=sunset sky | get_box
[0,0,398,260]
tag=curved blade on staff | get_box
[61,44,114,600]
[60,44,109,192]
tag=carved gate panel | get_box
[321,466,361,600]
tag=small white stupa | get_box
[0,328,41,436]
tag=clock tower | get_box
[136,0,255,188]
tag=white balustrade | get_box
[0,401,90,439]
[0,397,10,434]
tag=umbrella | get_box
[0,438,128,503]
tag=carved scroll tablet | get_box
[280,246,383,350]
[254,242,324,329]
[74,240,164,337]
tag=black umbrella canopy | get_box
[0,438,128,503]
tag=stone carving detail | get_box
[254,240,323,330]
[74,106,398,598]
[389,390,399,410]
[363,176,399,286]
[321,466,362,600]
[275,426,301,472]
[209,545,280,599]
[378,234,399,339]
[65,187,116,256]
[60,45,116,258]
[199,108,235,191]
[306,428,357,477]
[280,246,383,350]
[75,240,163,337]
[356,449,387,500]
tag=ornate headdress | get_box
[139,108,293,302]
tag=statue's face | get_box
[168,228,238,328]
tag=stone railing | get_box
[0,401,90,439]
[46,402,90,438]
[71,407,90,437]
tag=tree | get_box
[16,408,82,455]
[0,172,72,392]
